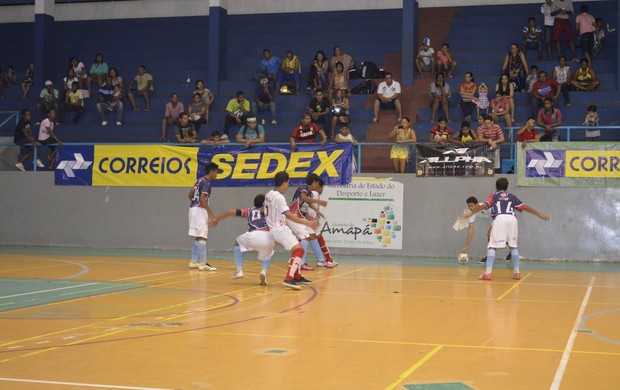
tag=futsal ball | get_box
[457,253,469,264]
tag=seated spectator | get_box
[388,117,417,173]
[6,65,17,87]
[236,116,265,148]
[174,112,198,143]
[330,89,350,139]
[491,74,514,127]
[537,97,562,141]
[290,113,327,151]
[160,93,184,141]
[570,58,600,91]
[334,122,359,172]
[517,117,540,147]
[501,43,528,92]
[21,63,34,99]
[525,65,539,99]
[69,56,87,89]
[86,53,109,97]
[307,88,330,126]
[429,116,452,145]
[307,50,329,93]
[530,70,559,117]
[276,49,301,95]
[415,37,435,78]
[96,79,124,126]
[583,104,600,140]
[575,5,596,65]
[224,90,250,138]
[38,108,63,169]
[252,78,277,125]
[36,81,59,124]
[328,61,350,97]
[373,72,402,123]
[13,108,44,171]
[552,56,572,106]
[522,17,543,61]
[459,72,477,121]
[450,120,479,145]
[62,67,79,103]
[429,73,451,123]
[329,46,355,72]
[258,49,281,83]
[62,83,84,125]
[435,43,458,78]
[108,67,123,90]
[127,65,154,111]
[592,17,615,59]
[201,130,230,145]
[477,114,505,171]
[551,0,578,62]
[193,80,215,119]
[188,93,207,133]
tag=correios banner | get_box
[54,143,353,187]
[415,143,496,177]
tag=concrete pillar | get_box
[208,0,228,96]
[401,0,418,87]
[34,0,55,89]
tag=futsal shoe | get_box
[296,276,313,285]
[259,271,267,286]
[282,279,301,290]
[188,262,201,269]
[199,263,217,271]
[231,270,244,279]
[478,273,492,280]
[512,273,521,280]
[478,257,487,264]
[505,253,512,262]
[300,263,315,271]
[317,261,334,268]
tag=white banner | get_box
[320,178,404,249]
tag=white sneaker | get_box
[188,261,201,269]
[101,121,108,126]
[15,162,25,171]
[220,134,229,140]
[259,271,267,286]
[271,119,277,125]
[231,270,244,279]
[116,121,122,126]
[36,159,45,168]
[199,263,217,271]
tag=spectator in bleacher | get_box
[96,78,124,126]
[201,130,230,145]
[517,117,540,147]
[86,53,109,97]
[21,62,34,99]
[38,108,63,169]
[491,74,514,128]
[127,65,154,112]
[429,73,452,123]
[36,81,59,125]
[570,58,599,91]
[6,66,17,87]
[62,83,84,125]
[252,78,277,125]
[0,67,7,99]
[525,65,539,99]
[501,43,528,92]
[330,88,350,140]
[575,5,596,65]
[307,88,330,127]
[108,67,123,90]
[188,93,208,134]
[450,120,479,146]
[329,61,350,98]
[552,56,572,106]
[429,116,452,145]
[69,56,87,89]
[436,43,458,78]
[258,49,281,83]
[529,70,559,118]
[193,80,215,119]
[224,90,250,138]
[276,50,302,95]
[459,72,477,122]
[522,17,543,61]
[290,113,327,152]
[307,50,329,93]
[551,0,578,62]
[537,97,562,141]
[236,116,266,148]
[583,104,600,140]
[415,37,435,78]
[388,117,416,174]
[62,68,79,103]
[373,72,402,123]
[592,17,615,59]
[477,114,505,171]
[541,0,555,60]
[14,108,44,171]
[160,92,184,141]
[174,112,198,143]
[329,46,355,72]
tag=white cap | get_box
[45,80,53,86]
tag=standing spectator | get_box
[276,50,301,95]
[69,56,87,89]
[575,5,596,65]
[459,72,477,121]
[583,104,600,140]
[435,43,458,78]
[522,17,543,61]
[541,0,555,60]
[373,72,402,123]
[477,114,505,171]
[86,53,109,97]
[329,46,355,72]
[328,61,350,97]
[258,49,281,83]
[429,73,451,123]
[330,88,350,139]
[307,50,329,93]
[252,78,277,125]
[491,74,515,127]
[38,108,63,169]
[307,88,330,127]
[473,82,490,117]
[429,116,452,145]
[236,116,266,148]
[516,117,540,147]
[174,112,198,143]
[21,63,34,99]
[62,83,84,125]
[570,58,599,91]
[96,78,124,126]
[501,43,528,92]
[552,56,572,106]
[188,93,208,133]
[36,81,59,125]
[187,162,219,272]
[450,120,479,146]
[530,70,559,117]
[13,108,44,171]
[388,117,416,174]
[193,80,215,118]
[551,0,578,62]
[290,113,327,151]
[224,90,250,138]
[537,97,562,141]
[415,37,435,78]
[160,93,184,141]
[127,65,154,112]
[334,123,359,173]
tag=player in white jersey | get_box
[465,178,550,281]
[264,171,319,290]
[187,162,219,271]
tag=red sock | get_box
[317,234,333,262]
[286,248,304,280]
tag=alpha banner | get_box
[516,142,620,187]
[415,143,495,177]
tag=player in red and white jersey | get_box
[187,162,219,271]
[264,171,319,290]
[302,178,337,268]
[465,177,550,281]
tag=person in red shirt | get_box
[290,113,327,151]
[529,71,559,117]
[516,117,540,148]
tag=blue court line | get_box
[579,308,620,346]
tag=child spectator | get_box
[473,82,490,117]
[201,130,230,145]
[450,120,479,146]
[21,63,34,99]
[459,72,477,121]
[429,116,452,145]
[592,18,615,59]
[552,56,572,106]
[334,123,359,173]
[415,37,435,78]
[525,65,539,97]
[583,104,600,140]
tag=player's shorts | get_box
[488,214,518,249]
[270,226,300,251]
[552,18,574,42]
[236,230,275,261]
[287,219,313,240]
[188,206,209,239]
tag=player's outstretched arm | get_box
[523,205,551,221]
[463,203,487,219]
[215,209,240,223]
[461,223,475,254]
[301,193,327,207]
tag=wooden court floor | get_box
[1,248,619,390]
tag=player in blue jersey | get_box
[464,177,550,281]
[461,196,512,264]
[216,194,275,286]
[188,162,219,271]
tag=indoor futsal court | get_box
[1,247,619,390]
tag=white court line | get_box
[550,277,596,390]
[0,377,174,390]
[0,283,99,300]
[113,271,174,282]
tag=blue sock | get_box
[261,258,271,273]
[191,241,200,262]
[233,246,243,271]
[511,248,520,273]
[485,248,496,274]
[197,240,207,265]
[309,239,325,261]
[300,240,309,264]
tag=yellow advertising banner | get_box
[565,150,620,178]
